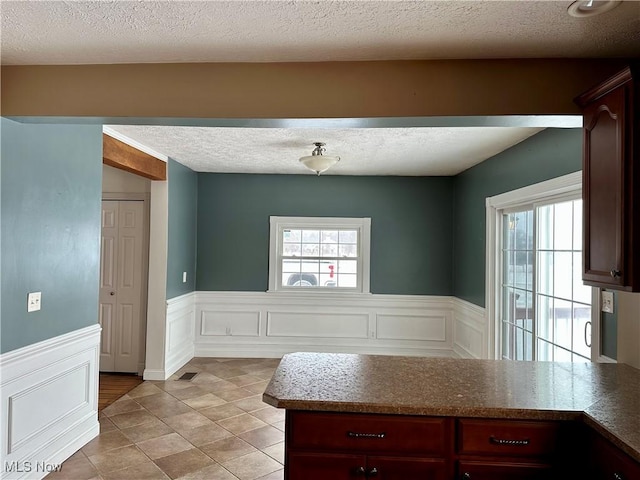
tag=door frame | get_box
[102,192,150,375]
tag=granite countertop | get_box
[263,352,640,462]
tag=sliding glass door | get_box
[501,198,592,361]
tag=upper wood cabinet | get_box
[575,66,639,291]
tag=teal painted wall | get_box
[167,159,198,299]
[452,128,583,307]
[1,118,103,353]
[196,174,453,295]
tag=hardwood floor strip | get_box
[98,373,143,411]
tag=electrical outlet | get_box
[601,291,614,314]
[27,292,42,312]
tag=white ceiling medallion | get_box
[299,142,341,175]
[567,0,621,18]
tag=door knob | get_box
[354,466,366,476]
[367,467,378,477]
[610,269,621,278]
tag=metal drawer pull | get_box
[613,473,624,480]
[347,431,386,439]
[489,436,530,446]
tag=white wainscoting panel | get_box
[376,314,447,342]
[201,311,261,337]
[164,292,196,380]
[267,312,369,338]
[452,298,487,359]
[194,292,455,358]
[0,325,101,480]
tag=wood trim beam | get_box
[1,60,629,118]
[103,134,166,180]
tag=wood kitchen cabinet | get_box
[575,65,639,291]
[284,412,583,479]
[285,411,452,479]
[586,430,640,480]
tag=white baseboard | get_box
[142,369,167,381]
[0,325,101,480]
[452,298,487,358]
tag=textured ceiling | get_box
[105,125,544,176]
[2,1,639,65]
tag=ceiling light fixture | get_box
[299,142,340,175]
[567,0,621,17]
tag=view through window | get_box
[502,198,592,361]
[282,228,359,288]
[269,217,371,293]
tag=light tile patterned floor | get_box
[46,358,284,480]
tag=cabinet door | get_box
[367,456,447,480]
[578,67,637,290]
[287,452,366,480]
[582,84,627,287]
[587,432,640,480]
[457,461,553,480]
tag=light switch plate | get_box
[601,290,614,314]
[182,272,187,283]
[28,292,42,312]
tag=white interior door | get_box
[99,200,144,373]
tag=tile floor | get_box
[46,358,285,480]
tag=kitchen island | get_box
[263,352,640,479]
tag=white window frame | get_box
[485,171,604,362]
[268,216,371,294]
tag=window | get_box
[486,172,599,362]
[268,216,371,293]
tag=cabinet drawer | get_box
[288,411,449,455]
[458,419,561,457]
